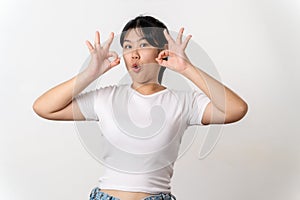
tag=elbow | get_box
[32,100,43,118]
[238,102,248,119]
[32,99,49,119]
[227,102,248,124]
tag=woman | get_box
[33,16,248,200]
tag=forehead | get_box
[123,28,145,42]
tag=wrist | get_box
[80,68,99,83]
[180,63,196,77]
[84,67,104,80]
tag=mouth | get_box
[131,64,142,73]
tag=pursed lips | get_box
[131,63,142,72]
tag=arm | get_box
[32,31,120,121]
[181,64,248,125]
[156,28,248,125]
[33,71,95,120]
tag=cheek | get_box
[123,54,131,65]
[141,50,159,61]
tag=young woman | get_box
[33,16,248,200]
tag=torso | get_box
[101,86,166,200]
[100,189,153,200]
[101,84,167,200]
[92,83,194,199]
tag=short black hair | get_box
[120,15,169,84]
[120,15,168,49]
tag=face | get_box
[122,28,161,84]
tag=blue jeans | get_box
[89,187,176,200]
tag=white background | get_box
[1,0,299,199]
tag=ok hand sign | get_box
[156,28,192,74]
[85,31,120,79]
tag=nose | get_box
[131,49,140,60]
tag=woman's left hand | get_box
[156,28,193,74]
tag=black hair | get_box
[120,15,168,84]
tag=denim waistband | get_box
[89,187,176,200]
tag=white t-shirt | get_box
[74,84,210,194]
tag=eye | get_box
[123,44,132,49]
[140,43,148,48]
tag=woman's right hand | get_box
[85,31,120,78]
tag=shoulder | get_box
[167,87,201,97]
[167,88,209,105]
[94,84,131,95]
[95,84,123,92]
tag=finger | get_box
[156,50,169,67]
[85,40,94,52]
[94,31,101,46]
[108,51,120,68]
[103,32,114,50]
[182,34,192,49]
[155,57,163,65]
[155,56,168,67]
[110,57,121,68]
[176,27,184,44]
[157,50,169,60]
[108,51,118,60]
[163,29,174,43]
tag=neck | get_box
[131,82,166,95]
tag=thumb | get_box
[110,57,121,68]
[155,57,168,67]
[156,50,169,66]
[108,51,120,66]
[157,50,169,59]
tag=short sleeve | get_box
[74,90,99,121]
[74,85,115,121]
[187,90,211,126]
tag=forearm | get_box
[33,69,96,114]
[181,64,247,114]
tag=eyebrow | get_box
[123,37,148,43]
